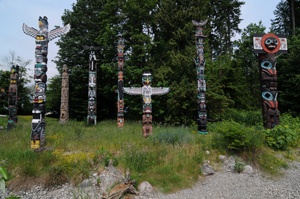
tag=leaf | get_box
[0,178,5,193]
[0,166,8,180]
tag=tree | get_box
[232,22,266,109]
[271,0,300,36]
[208,0,245,56]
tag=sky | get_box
[0,0,281,81]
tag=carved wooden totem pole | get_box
[7,65,19,131]
[253,33,288,129]
[85,46,100,125]
[23,16,70,149]
[192,19,208,134]
[60,64,69,123]
[123,72,170,137]
[117,37,125,127]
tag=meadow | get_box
[0,110,300,193]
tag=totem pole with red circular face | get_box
[253,33,288,129]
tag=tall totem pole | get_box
[85,46,100,125]
[60,64,69,124]
[7,65,19,131]
[117,37,125,128]
[123,72,170,138]
[23,16,70,149]
[253,33,288,129]
[192,19,208,134]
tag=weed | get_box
[265,125,298,150]
[234,158,245,173]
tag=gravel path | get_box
[1,158,300,199]
[151,160,300,199]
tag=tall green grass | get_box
[0,111,300,192]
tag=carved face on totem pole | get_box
[264,37,278,50]
[142,72,152,85]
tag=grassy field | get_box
[0,111,299,193]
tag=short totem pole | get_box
[117,37,125,127]
[123,72,170,137]
[23,16,70,149]
[85,46,100,125]
[192,19,208,134]
[7,65,19,131]
[253,33,288,129]
[60,64,69,124]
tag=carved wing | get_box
[22,23,38,38]
[151,87,170,95]
[192,19,208,27]
[123,87,142,95]
[49,24,71,41]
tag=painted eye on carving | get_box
[262,91,273,101]
[265,39,272,45]
[275,93,278,101]
[261,61,272,69]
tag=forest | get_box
[1,0,300,125]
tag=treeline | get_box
[44,0,300,124]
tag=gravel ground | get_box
[1,159,300,199]
[151,160,300,199]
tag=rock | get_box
[0,126,4,130]
[218,155,226,162]
[243,165,254,174]
[205,150,210,155]
[79,179,93,188]
[99,164,125,194]
[201,163,215,176]
[138,181,153,196]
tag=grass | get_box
[0,112,299,193]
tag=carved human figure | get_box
[60,64,69,123]
[123,72,170,138]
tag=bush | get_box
[151,127,194,145]
[265,125,298,150]
[212,121,264,153]
[224,109,262,126]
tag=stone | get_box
[218,155,226,162]
[201,163,215,176]
[138,181,153,195]
[99,165,125,194]
[0,126,4,130]
[243,165,254,174]
[79,179,93,188]
[205,150,210,155]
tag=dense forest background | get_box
[1,0,300,125]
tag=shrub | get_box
[265,125,298,150]
[151,127,194,145]
[212,121,264,153]
[224,109,262,126]
[94,147,118,167]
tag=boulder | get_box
[138,181,153,196]
[243,165,254,174]
[201,163,215,176]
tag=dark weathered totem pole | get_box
[85,46,100,125]
[7,65,19,131]
[23,16,70,149]
[117,37,125,128]
[253,33,288,129]
[60,64,69,124]
[123,72,170,137]
[192,19,208,134]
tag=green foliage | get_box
[224,108,262,126]
[94,147,119,167]
[0,166,8,193]
[234,158,245,173]
[265,125,298,150]
[151,127,194,145]
[212,121,264,152]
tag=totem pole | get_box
[85,46,100,125]
[192,19,208,134]
[123,72,170,137]
[60,64,69,123]
[7,65,19,131]
[23,16,70,149]
[253,33,288,129]
[117,37,125,127]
